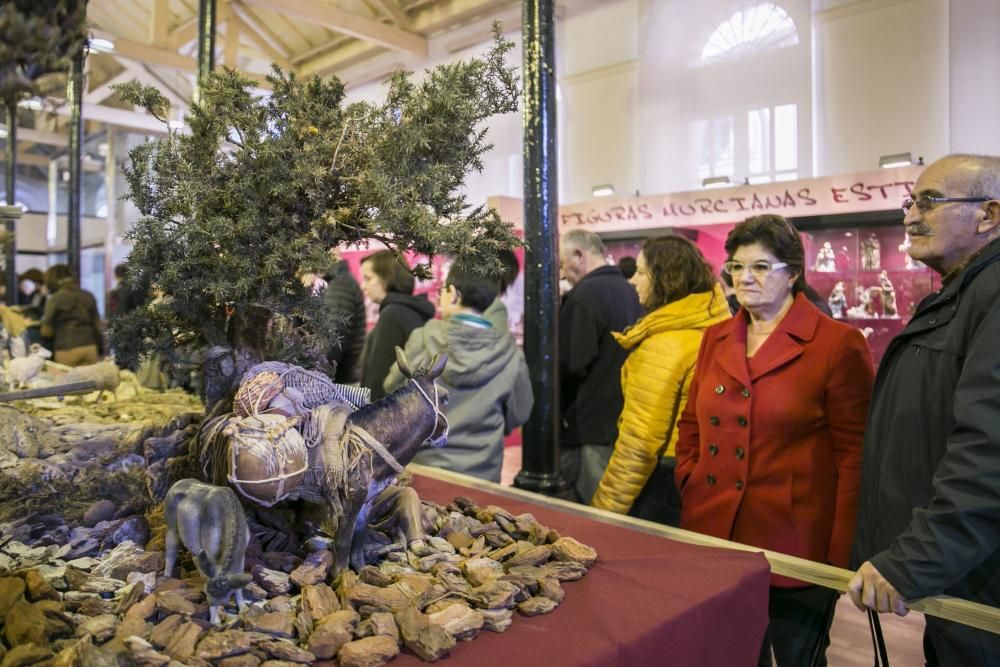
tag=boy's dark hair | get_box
[618,255,637,279]
[361,250,415,295]
[446,262,500,313]
[497,249,520,293]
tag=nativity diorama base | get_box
[0,370,597,667]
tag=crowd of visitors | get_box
[1,152,997,666]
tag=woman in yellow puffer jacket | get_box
[591,236,730,525]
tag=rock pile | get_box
[0,493,597,666]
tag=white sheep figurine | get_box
[6,344,53,389]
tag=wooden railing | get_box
[409,464,1000,636]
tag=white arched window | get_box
[700,3,799,64]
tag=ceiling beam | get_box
[0,127,68,148]
[372,0,413,30]
[224,21,240,68]
[228,9,291,69]
[229,1,291,61]
[92,29,197,72]
[299,0,516,76]
[167,1,230,50]
[85,68,137,106]
[150,0,171,45]
[241,0,427,57]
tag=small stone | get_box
[538,577,565,603]
[245,611,295,639]
[0,642,52,667]
[462,557,504,587]
[149,615,183,649]
[252,565,291,596]
[115,582,146,614]
[64,557,100,571]
[336,636,400,667]
[75,614,119,642]
[306,610,359,659]
[550,536,598,567]
[260,552,301,574]
[161,619,207,660]
[354,612,399,642]
[427,604,484,641]
[517,595,558,617]
[4,600,47,647]
[92,542,162,581]
[264,596,292,613]
[0,576,26,616]
[217,653,262,667]
[127,571,158,594]
[394,607,455,662]
[122,636,171,667]
[289,550,333,588]
[466,581,519,610]
[83,500,116,527]
[157,590,196,616]
[195,630,258,660]
[480,608,513,633]
[77,596,116,616]
[109,517,151,548]
[257,639,316,664]
[22,570,59,602]
[124,592,158,622]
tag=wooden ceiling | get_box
[7,0,521,161]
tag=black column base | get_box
[513,469,575,500]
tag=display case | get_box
[799,224,939,364]
[605,220,939,366]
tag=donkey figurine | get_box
[330,346,449,572]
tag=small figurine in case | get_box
[828,281,847,319]
[862,233,881,271]
[814,241,836,272]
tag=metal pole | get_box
[67,49,84,281]
[514,0,566,495]
[195,0,217,105]
[4,103,17,303]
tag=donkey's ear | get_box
[196,550,218,578]
[395,346,415,378]
[428,353,447,380]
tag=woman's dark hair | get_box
[446,261,500,313]
[724,214,807,294]
[361,250,414,295]
[496,249,520,293]
[641,235,716,311]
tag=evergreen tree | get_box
[112,27,521,376]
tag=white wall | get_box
[949,0,1000,156]
[813,0,949,175]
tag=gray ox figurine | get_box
[164,478,252,623]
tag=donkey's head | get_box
[395,346,449,446]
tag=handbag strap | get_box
[867,609,890,666]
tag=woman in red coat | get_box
[675,215,874,667]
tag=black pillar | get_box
[514,0,566,495]
[196,0,217,104]
[67,49,84,281]
[4,103,17,302]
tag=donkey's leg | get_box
[349,503,373,572]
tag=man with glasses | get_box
[849,154,1000,665]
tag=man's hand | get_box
[847,561,909,616]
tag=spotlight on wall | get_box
[592,184,615,198]
[702,175,731,189]
[879,152,913,169]
[89,37,116,53]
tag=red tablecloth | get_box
[396,475,770,667]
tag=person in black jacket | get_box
[358,250,434,400]
[558,229,642,503]
[848,154,1000,666]
[321,250,366,383]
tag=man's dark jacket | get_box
[360,292,434,401]
[851,238,1000,606]
[322,261,366,384]
[559,265,642,446]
